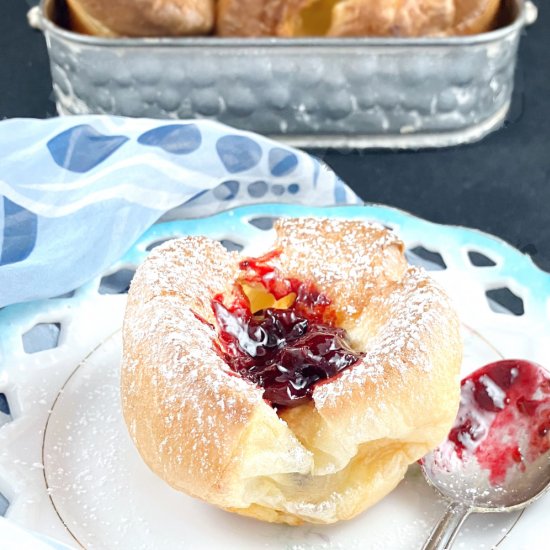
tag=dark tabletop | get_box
[2,0,549,273]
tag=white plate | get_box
[1,204,549,549]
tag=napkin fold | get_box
[0,116,361,308]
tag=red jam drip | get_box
[448,359,550,484]
[211,253,362,408]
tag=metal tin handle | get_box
[27,6,44,31]
[524,1,538,26]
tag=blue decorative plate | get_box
[0,204,549,550]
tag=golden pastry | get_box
[217,0,501,37]
[66,0,215,37]
[121,218,462,524]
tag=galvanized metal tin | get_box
[32,0,536,148]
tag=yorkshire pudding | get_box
[66,0,215,37]
[216,0,501,37]
[121,218,462,524]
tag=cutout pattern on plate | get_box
[248,216,280,231]
[468,250,497,267]
[145,238,174,252]
[0,393,11,417]
[486,287,525,316]
[99,269,136,295]
[0,393,12,430]
[219,240,244,252]
[0,492,9,516]
[22,323,61,354]
[406,246,447,271]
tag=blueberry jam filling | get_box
[211,253,363,408]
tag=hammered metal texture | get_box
[41,3,525,148]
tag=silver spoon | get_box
[420,359,550,550]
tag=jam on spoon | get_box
[211,253,363,408]
[446,359,550,484]
[421,359,550,550]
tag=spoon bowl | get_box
[420,359,550,550]
[422,444,550,512]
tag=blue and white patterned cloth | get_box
[0,116,361,308]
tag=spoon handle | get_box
[422,502,471,550]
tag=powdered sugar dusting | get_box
[121,218,460,523]
[127,236,239,321]
[314,267,455,409]
[122,237,269,493]
[272,218,406,317]
[123,298,263,479]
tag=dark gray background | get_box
[1,0,548,272]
